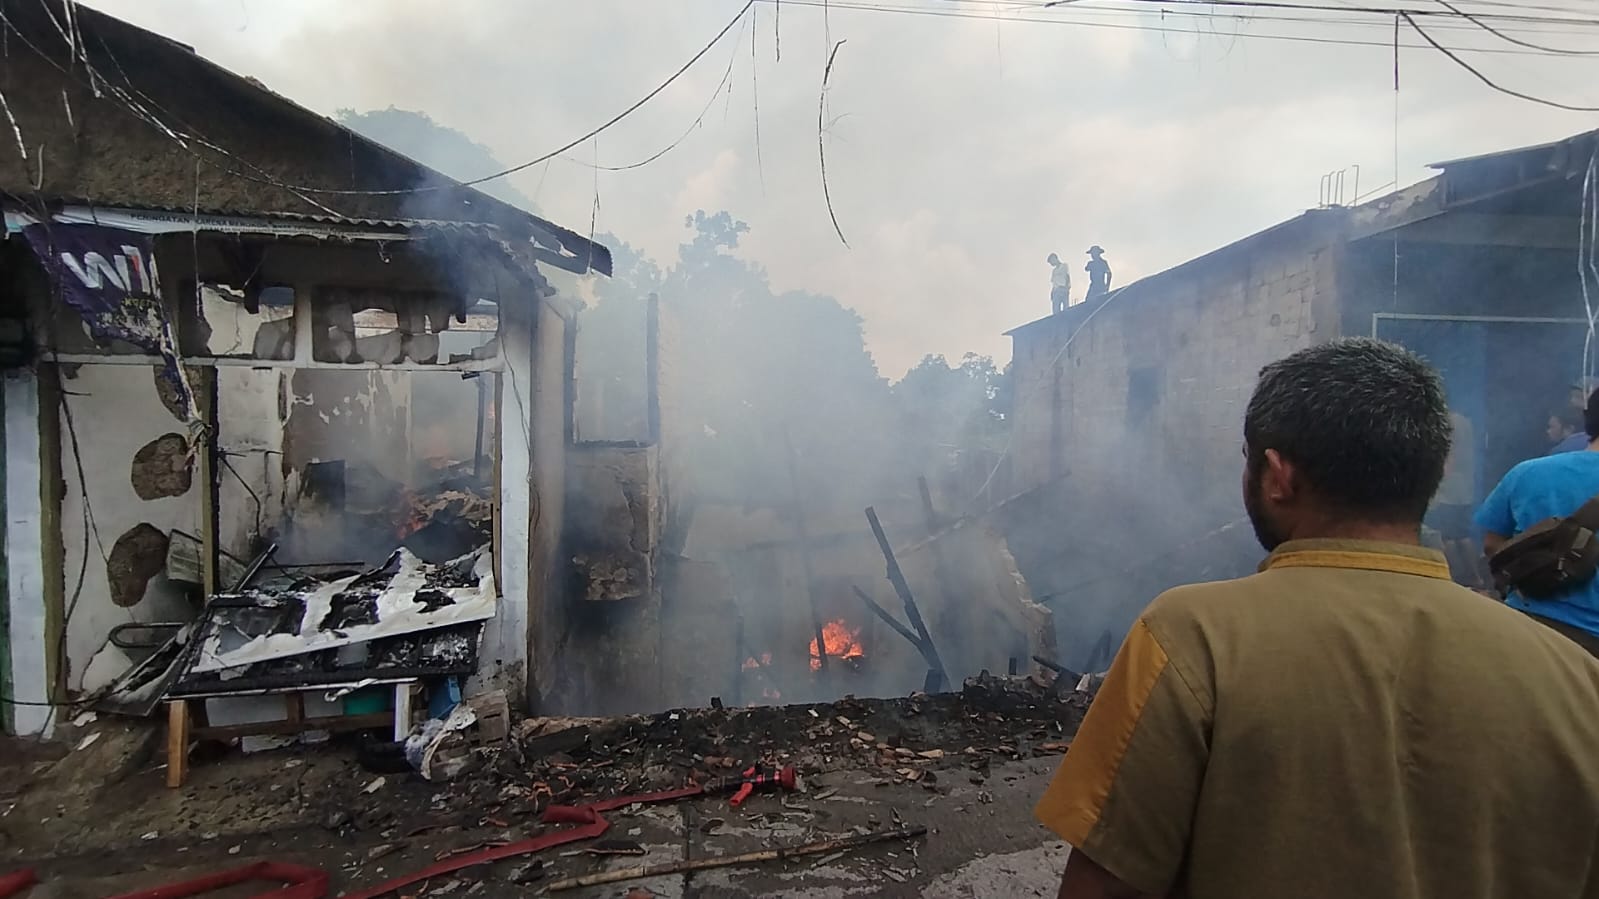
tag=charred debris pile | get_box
[329,673,1091,834]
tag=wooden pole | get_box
[852,586,923,649]
[545,825,928,891]
[865,506,947,689]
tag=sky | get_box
[79,0,1599,376]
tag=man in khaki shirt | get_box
[1036,338,1599,899]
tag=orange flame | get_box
[741,652,772,671]
[810,619,865,672]
[396,488,428,538]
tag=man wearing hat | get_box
[1085,246,1112,301]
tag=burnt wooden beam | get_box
[864,506,948,691]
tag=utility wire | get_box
[1403,11,1599,109]
[209,0,754,197]
[2,0,756,201]
[947,0,1599,26]
[849,0,1599,30]
[560,9,751,173]
[760,0,1599,56]
[1432,0,1599,53]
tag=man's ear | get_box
[1260,448,1297,505]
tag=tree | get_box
[893,353,1012,497]
[335,107,537,213]
[576,211,898,528]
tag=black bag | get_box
[1489,494,1599,598]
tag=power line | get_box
[1114,0,1598,27]
[1403,11,1599,109]
[560,7,752,173]
[957,0,1599,26]
[759,0,1599,56]
[1432,0,1599,53]
[5,0,758,200]
[225,0,758,196]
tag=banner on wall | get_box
[18,222,198,423]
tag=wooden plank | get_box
[196,366,219,597]
[166,700,191,789]
[283,693,304,724]
[37,366,66,705]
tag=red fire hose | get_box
[0,869,37,899]
[341,766,799,898]
[101,861,329,899]
[340,785,707,899]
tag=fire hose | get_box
[0,869,37,899]
[102,862,329,899]
[341,766,798,899]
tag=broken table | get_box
[165,680,419,788]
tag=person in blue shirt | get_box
[1477,389,1599,657]
[1548,408,1589,455]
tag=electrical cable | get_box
[559,8,751,173]
[1433,0,1599,53]
[1402,11,1599,110]
[762,0,1599,57]
[970,278,1139,504]
[141,0,760,197]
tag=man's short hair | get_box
[1585,389,1599,440]
[1244,338,1451,523]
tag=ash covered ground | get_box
[2,675,1089,897]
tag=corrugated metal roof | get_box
[1428,128,1599,170]
[0,0,612,276]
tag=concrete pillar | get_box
[5,371,52,735]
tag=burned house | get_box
[1004,128,1599,670]
[0,0,670,739]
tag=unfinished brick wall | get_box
[1003,216,1344,667]
[1012,223,1338,498]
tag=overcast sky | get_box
[81,0,1599,375]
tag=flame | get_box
[741,652,773,671]
[761,687,781,701]
[396,488,428,538]
[810,619,865,672]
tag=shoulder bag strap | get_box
[1569,492,1599,531]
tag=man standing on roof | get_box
[1048,253,1072,314]
[1036,338,1599,899]
[1084,246,1112,301]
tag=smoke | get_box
[67,0,1599,707]
[82,0,1599,373]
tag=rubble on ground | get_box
[309,673,1089,840]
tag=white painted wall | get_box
[57,364,199,692]
[473,295,534,698]
[5,372,51,735]
[215,368,286,563]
